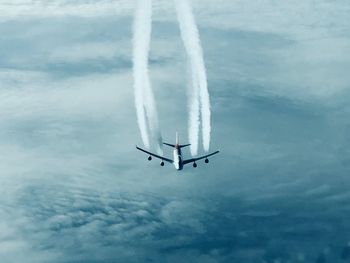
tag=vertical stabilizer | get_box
[176,132,179,145]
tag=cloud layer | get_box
[1,1,350,262]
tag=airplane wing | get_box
[183,150,220,165]
[136,146,173,163]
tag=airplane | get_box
[136,132,219,170]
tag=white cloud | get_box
[0,0,178,21]
[0,0,136,20]
[160,200,206,234]
[0,70,132,121]
[2,0,350,42]
[267,37,350,99]
[48,41,128,63]
[191,0,350,40]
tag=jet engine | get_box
[160,161,164,166]
[193,162,197,168]
[148,156,152,161]
[205,158,209,163]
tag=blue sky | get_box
[1,0,350,262]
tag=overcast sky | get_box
[1,1,350,262]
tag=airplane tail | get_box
[163,132,190,148]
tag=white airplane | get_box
[136,132,219,170]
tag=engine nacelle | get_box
[205,158,209,164]
[148,156,152,161]
[160,161,164,166]
[193,162,197,168]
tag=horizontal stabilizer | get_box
[163,142,175,147]
[163,143,191,148]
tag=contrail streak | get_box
[144,77,163,155]
[133,0,163,154]
[187,68,200,155]
[174,0,211,154]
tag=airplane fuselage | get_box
[173,145,183,170]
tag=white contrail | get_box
[187,68,200,155]
[133,0,151,148]
[143,77,163,155]
[133,0,163,154]
[174,0,211,153]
